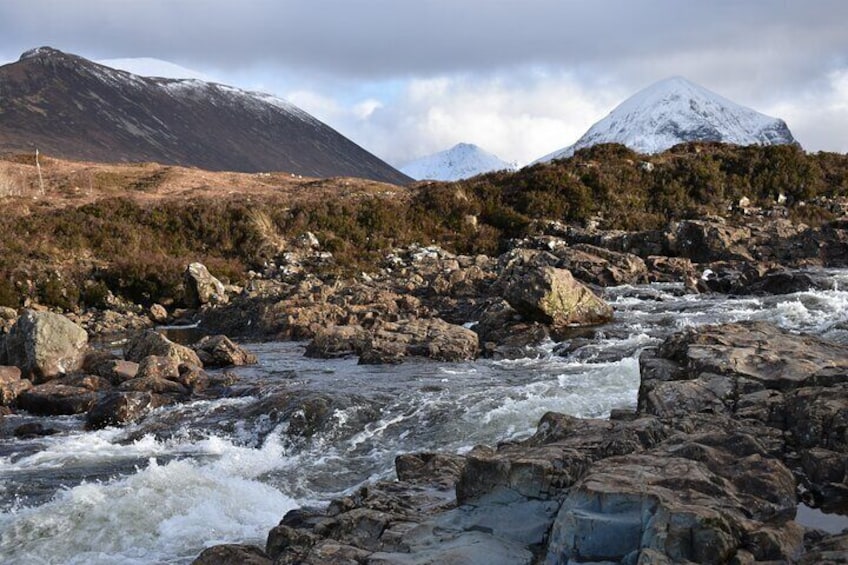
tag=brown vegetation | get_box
[1,143,847,310]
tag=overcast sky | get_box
[1,0,846,166]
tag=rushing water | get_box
[2,271,848,564]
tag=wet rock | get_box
[638,321,848,506]
[84,352,139,385]
[359,318,479,364]
[498,250,613,329]
[191,544,271,565]
[697,261,828,295]
[184,262,229,308]
[674,219,753,263]
[546,432,801,564]
[395,453,466,488]
[15,383,97,415]
[305,325,370,359]
[237,390,382,441]
[800,531,848,564]
[370,528,534,565]
[13,422,58,438]
[53,373,112,391]
[0,365,31,405]
[119,374,189,397]
[124,329,202,367]
[171,364,218,394]
[472,300,549,359]
[456,413,669,504]
[5,310,88,383]
[640,322,848,413]
[820,219,848,268]
[86,391,163,429]
[135,355,180,380]
[266,520,320,561]
[192,334,257,367]
[296,541,370,564]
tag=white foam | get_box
[0,431,295,564]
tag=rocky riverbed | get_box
[1,214,848,564]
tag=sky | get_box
[1,0,846,167]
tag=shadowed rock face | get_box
[0,47,411,184]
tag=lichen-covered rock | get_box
[124,330,202,367]
[304,325,370,359]
[184,262,229,308]
[673,219,753,263]
[192,334,257,367]
[552,243,648,286]
[498,251,613,329]
[358,318,478,364]
[5,310,88,383]
[0,365,31,405]
[149,303,168,324]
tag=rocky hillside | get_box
[0,47,410,184]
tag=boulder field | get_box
[0,312,256,430]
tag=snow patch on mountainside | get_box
[93,59,320,127]
[98,57,213,81]
[538,76,796,162]
[401,143,518,181]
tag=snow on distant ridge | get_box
[538,76,796,162]
[96,58,318,126]
[401,143,518,181]
[98,57,213,81]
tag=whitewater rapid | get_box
[2,271,848,564]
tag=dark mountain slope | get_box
[0,47,410,184]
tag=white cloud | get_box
[764,68,848,154]
[285,70,624,167]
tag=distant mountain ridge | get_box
[539,76,796,162]
[401,143,518,181]
[0,47,410,184]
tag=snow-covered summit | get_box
[401,143,518,181]
[538,76,796,162]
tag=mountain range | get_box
[0,47,410,184]
[539,76,796,162]
[400,143,518,181]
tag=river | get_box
[2,272,848,564]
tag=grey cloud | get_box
[1,0,846,159]
[1,0,846,82]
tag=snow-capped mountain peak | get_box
[401,143,518,181]
[538,76,796,162]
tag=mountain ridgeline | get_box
[0,47,410,184]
